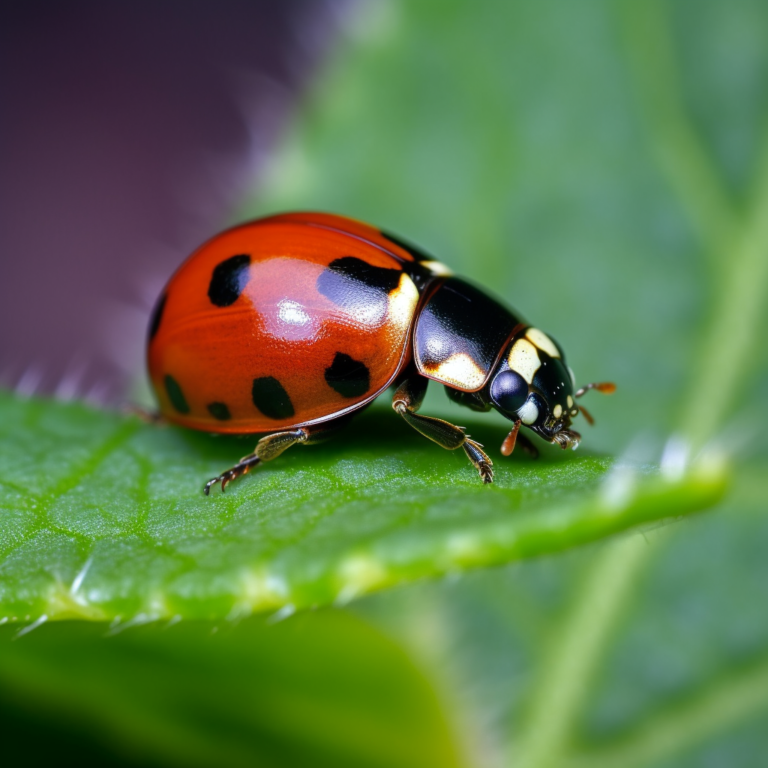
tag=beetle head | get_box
[487,326,582,452]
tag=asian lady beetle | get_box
[147,212,614,493]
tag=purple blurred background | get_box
[0,1,342,401]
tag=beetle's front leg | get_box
[392,376,493,483]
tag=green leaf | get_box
[0,610,463,768]
[0,391,725,623]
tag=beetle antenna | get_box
[578,404,595,426]
[575,381,616,398]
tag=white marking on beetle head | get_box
[567,395,574,409]
[553,403,563,419]
[518,398,539,425]
[508,339,541,384]
[526,327,560,358]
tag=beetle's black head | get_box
[487,326,582,451]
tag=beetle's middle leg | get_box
[392,376,493,483]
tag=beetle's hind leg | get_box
[393,376,493,483]
[124,404,167,425]
[203,417,352,495]
[204,428,308,495]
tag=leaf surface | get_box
[0,392,724,622]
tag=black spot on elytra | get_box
[317,256,402,321]
[148,292,167,340]
[164,374,190,414]
[252,377,294,420]
[324,352,370,398]
[208,254,251,307]
[207,401,231,421]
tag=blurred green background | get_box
[2,1,768,766]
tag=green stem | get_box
[622,0,768,448]
[620,0,737,262]
[677,148,768,447]
[565,653,768,768]
[512,535,652,768]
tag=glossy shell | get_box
[147,212,434,433]
[414,277,525,391]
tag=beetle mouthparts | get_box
[552,429,581,451]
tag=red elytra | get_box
[147,212,429,433]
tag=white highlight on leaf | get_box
[661,435,690,481]
[43,579,110,621]
[267,604,296,624]
[229,568,289,619]
[13,614,47,640]
[599,465,637,510]
[336,554,388,603]
[70,556,93,596]
[444,533,483,564]
[104,613,159,637]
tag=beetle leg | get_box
[501,420,521,456]
[204,452,266,495]
[203,417,354,495]
[392,377,494,484]
[204,428,309,494]
[124,404,167,425]
[500,420,539,459]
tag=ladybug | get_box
[147,212,614,494]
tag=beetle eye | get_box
[490,370,528,413]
